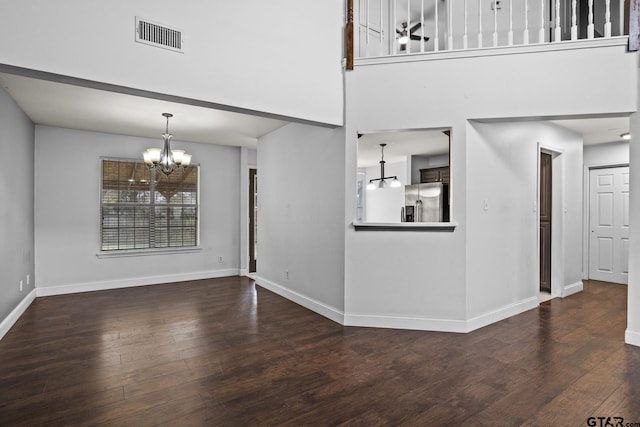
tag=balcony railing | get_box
[352,0,632,59]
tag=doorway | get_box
[588,166,629,284]
[249,168,257,273]
[540,152,552,293]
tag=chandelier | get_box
[366,143,401,190]
[142,113,192,175]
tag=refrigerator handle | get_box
[401,206,405,222]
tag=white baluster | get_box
[392,0,397,54]
[435,0,440,51]
[571,0,577,40]
[587,0,594,39]
[463,0,468,49]
[493,0,498,46]
[421,0,425,52]
[379,0,384,55]
[407,0,411,54]
[508,0,514,46]
[448,0,453,50]
[605,0,612,37]
[554,0,561,42]
[523,0,529,44]
[539,0,545,43]
[478,0,483,48]
[366,0,370,56]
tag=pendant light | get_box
[143,113,192,175]
[366,143,401,190]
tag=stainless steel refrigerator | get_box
[403,183,445,222]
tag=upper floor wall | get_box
[350,38,637,126]
[0,0,345,126]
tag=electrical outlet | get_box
[285,270,289,280]
[218,256,223,263]
[20,280,23,292]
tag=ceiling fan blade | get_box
[410,34,430,42]
[396,28,403,35]
[409,22,422,33]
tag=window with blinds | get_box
[100,159,198,251]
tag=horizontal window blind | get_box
[100,159,198,251]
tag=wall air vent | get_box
[135,17,184,53]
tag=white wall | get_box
[584,141,629,167]
[257,123,346,319]
[0,0,344,126]
[34,126,241,294]
[0,86,35,331]
[466,121,583,319]
[627,98,640,346]
[345,41,635,331]
[364,161,406,222]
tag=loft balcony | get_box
[349,0,636,65]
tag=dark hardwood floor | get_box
[1,277,639,426]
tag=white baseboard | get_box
[344,312,467,332]
[466,296,539,332]
[345,297,538,333]
[0,289,37,341]
[562,281,584,298]
[625,329,640,347]
[36,269,240,297]
[255,276,344,325]
[239,269,249,277]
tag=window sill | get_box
[352,221,457,231]
[96,246,203,259]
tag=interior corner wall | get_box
[466,121,583,319]
[34,126,241,295]
[256,123,346,317]
[0,1,344,126]
[0,86,35,326]
[627,107,640,346]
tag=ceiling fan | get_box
[396,22,429,51]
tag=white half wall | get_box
[34,126,241,292]
[257,123,346,314]
[0,1,344,126]
[0,85,35,337]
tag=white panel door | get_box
[589,166,630,284]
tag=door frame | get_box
[538,143,565,299]
[249,168,257,273]
[582,162,630,281]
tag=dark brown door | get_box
[249,168,257,273]
[539,153,552,293]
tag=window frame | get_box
[353,127,456,232]
[97,157,202,257]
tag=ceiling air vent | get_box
[135,17,184,53]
